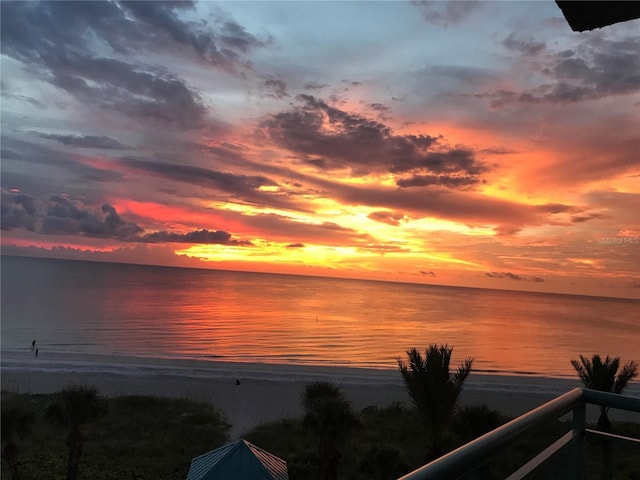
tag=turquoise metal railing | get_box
[397,388,640,480]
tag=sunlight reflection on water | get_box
[2,256,638,378]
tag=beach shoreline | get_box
[2,350,638,438]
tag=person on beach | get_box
[32,340,36,351]
[35,348,39,357]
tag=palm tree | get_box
[398,344,473,457]
[45,385,106,480]
[1,405,34,480]
[571,354,638,432]
[302,381,358,480]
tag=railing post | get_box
[570,399,585,480]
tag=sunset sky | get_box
[1,1,639,299]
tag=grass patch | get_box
[1,391,230,480]
[3,390,639,479]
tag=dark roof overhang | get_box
[555,1,640,31]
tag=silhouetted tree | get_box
[45,385,106,480]
[1,405,34,480]
[571,354,638,431]
[398,344,473,457]
[302,381,358,480]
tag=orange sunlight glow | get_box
[114,199,245,232]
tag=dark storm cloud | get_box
[120,157,276,195]
[53,56,208,130]
[119,157,310,212]
[2,137,83,169]
[482,34,640,106]
[32,133,130,150]
[122,1,266,60]
[140,228,252,246]
[412,1,483,26]
[1,136,126,184]
[0,1,265,129]
[121,0,265,68]
[263,95,487,184]
[1,1,264,72]
[485,272,544,283]
[1,190,38,231]
[1,190,253,246]
[286,243,305,248]
[43,196,143,239]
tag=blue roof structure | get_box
[186,439,288,480]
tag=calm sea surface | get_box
[1,255,638,378]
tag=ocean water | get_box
[1,255,638,379]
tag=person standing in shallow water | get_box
[35,348,38,357]
[32,340,36,351]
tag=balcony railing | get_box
[397,388,640,480]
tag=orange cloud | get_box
[113,199,244,233]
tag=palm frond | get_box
[572,353,637,394]
[614,361,639,394]
[571,356,592,387]
[398,344,473,430]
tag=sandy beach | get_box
[2,350,638,438]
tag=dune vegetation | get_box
[2,347,639,480]
[2,386,640,480]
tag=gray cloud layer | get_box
[482,34,640,106]
[263,94,487,187]
[1,190,251,246]
[1,1,266,130]
[32,133,131,150]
